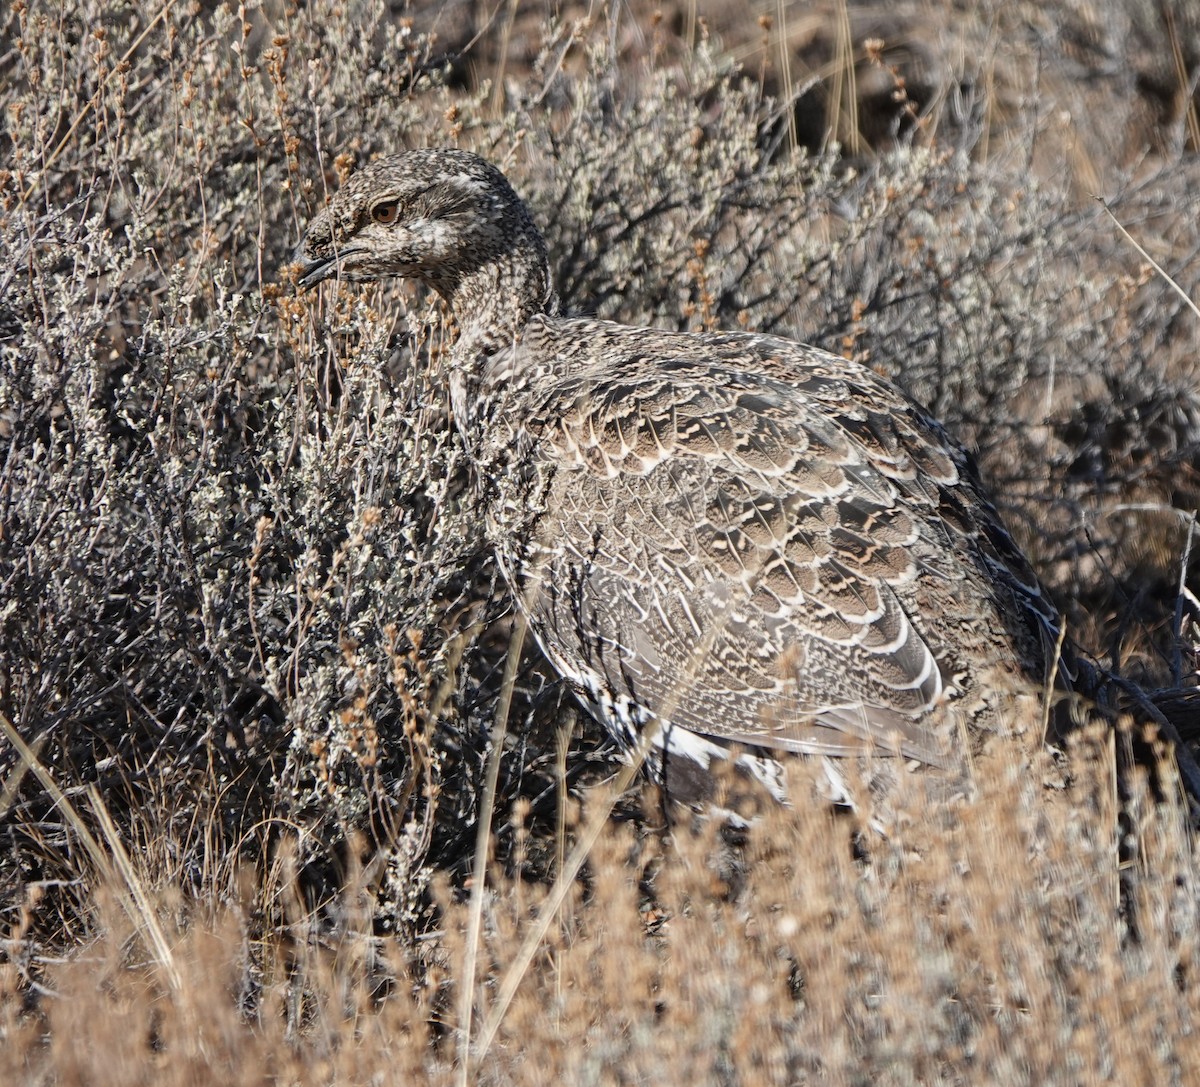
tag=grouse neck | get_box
[439,225,558,360]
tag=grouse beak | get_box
[297,257,336,289]
[294,240,337,289]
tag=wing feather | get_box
[491,325,1053,771]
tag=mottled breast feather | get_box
[484,317,1056,783]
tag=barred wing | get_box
[498,333,1053,769]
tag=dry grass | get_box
[2,724,1197,1084]
[2,0,1199,1082]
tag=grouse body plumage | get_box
[297,148,1061,804]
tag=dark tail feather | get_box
[1053,653,1200,806]
[1146,686,1200,745]
[1141,686,1200,802]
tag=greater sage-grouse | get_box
[297,148,1063,806]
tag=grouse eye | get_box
[371,200,400,225]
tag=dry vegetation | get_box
[2,0,1200,1082]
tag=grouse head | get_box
[296,148,553,323]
